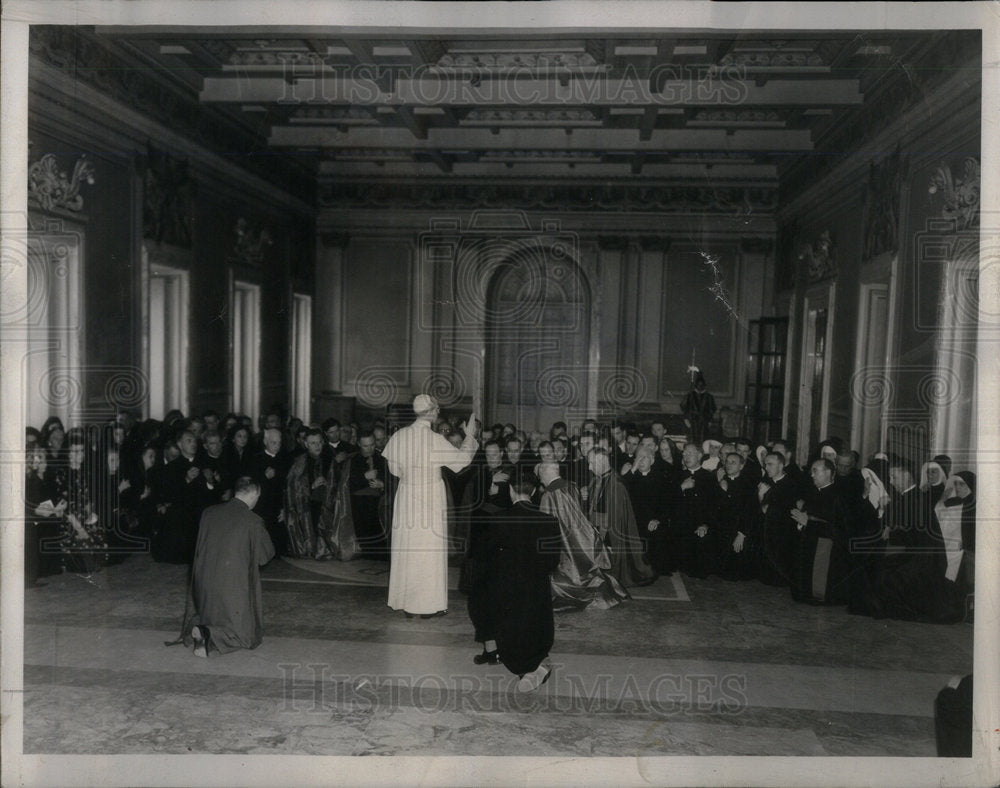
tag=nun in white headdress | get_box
[381,394,478,617]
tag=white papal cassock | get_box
[382,419,478,614]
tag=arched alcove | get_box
[484,243,590,431]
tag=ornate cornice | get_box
[319,181,779,214]
[928,156,980,231]
[27,152,95,212]
[29,26,314,203]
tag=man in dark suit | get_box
[568,431,596,491]
[886,461,922,549]
[671,442,720,578]
[622,446,672,574]
[251,427,290,556]
[483,473,561,692]
[155,430,209,564]
[772,440,807,498]
[176,476,275,657]
[348,430,390,558]
[757,451,800,585]
[712,451,760,580]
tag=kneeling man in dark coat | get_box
[485,472,561,692]
[177,476,275,657]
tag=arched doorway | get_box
[485,245,590,432]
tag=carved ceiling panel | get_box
[34,27,979,208]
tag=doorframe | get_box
[483,244,590,431]
[850,274,891,461]
[26,214,86,429]
[796,281,836,466]
[142,241,190,420]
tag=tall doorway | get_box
[796,284,835,465]
[25,221,84,430]
[851,281,890,462]
[146,261,189,420]
[486,249,589,432]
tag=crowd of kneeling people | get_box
[23,409,974,625]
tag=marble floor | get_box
[20,553,973,763]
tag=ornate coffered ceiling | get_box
[31,26,979,207]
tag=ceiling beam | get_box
[202,75,863,106]
[268,125,815,151]
[421,150,453,173]
[317,159,779,180]
[394,105,427,140]
[638,106,658,141]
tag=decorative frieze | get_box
[319,181,779,214]
[27,153,95,213]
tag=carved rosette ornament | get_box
[28,153,95,212]
[231,217,273,266]
[928,157,980,231]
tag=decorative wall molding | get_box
[230,217,273,266]
[863,145,906,260]
[798,230,836,282]
[27,152,95,212]
[319,181,779,214]
[928,156,980,231]
[142,143,195,247]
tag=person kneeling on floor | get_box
[171,475,275,657]
[484,471,561,692]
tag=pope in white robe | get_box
[382,394,478,615]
